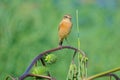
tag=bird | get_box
[58,14,72,46]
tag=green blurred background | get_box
[0,0,120,80]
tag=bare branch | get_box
[105,73,120,80]
[24,74,55,80]
[19,46,86,80]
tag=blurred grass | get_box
[0,0,120,80]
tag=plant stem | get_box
[87,67,120,80]
[76,9,80,79]
[76,10,80,49]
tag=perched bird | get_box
[58,14,72,46]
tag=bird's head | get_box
[63,14,72,20]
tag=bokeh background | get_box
[0,0,120,80]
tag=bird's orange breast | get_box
[59,20,72,40]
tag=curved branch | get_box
[19,46,86,80]
[105,73,120,80]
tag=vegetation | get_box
[0,0,120,80]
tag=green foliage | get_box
[45,54,57,64]
[32,66,48,75]
[67,63,78,80]
[0,0,120,80]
